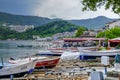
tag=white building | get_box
[8,25,34,32]
[33,35,52,41]
[53,31,76,40]
[106,20,120,29]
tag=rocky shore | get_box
[6,58,119,80]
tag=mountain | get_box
[0,12,52,26]
[68,16,117,29]
[26,20,80,37]
[0,12,118,29]
[0,20,82,40]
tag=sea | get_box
[0,40,47,62]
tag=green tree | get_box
[97,26,120,39]
[82,0,120,14]
[75,27,87,37]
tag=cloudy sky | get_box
[0,0,119,20]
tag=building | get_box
[81,30,97,38]
[8,25,34,32]
[33,35,52,41]
[63,38,105,47]
[52,31,76,40]
[106,20,120,29]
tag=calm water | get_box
[0,40,45,62]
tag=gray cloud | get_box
[0,0,45,15]
[0,0,119,19]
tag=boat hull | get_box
[38,50,62,56]
[8,56,60,70]
[0,71,27,78]
[39,53,61,56]
[0,60,36,78]
[79,48,120,60]
[35,57,60,69]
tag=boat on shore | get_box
[8,56,60,69]
[79,47,120,60]
[81,47,120,56]
[0,59,37,78]
[35,56,60,69]
[82,49,120,56]
[37,50,63,56]
[37,48,79,56]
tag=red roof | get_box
[63,38,105,42]
[109,40,120,43]
[109,38,120,43]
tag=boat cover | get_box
[61,51,80,60]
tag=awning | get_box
[63,38,105,42]
[109,37,120,43]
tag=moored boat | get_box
[79,47,120,60]
[0,59,37,78]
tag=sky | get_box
[0,0,119,20]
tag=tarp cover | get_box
[61,51,80,60]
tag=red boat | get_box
[8,56,60,69]
[35,57,60,69]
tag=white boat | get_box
[81,48,120,56]
[38,50,63,56]
[78,47,120,60]
[0,59,37,78]
[79,47,120,56]
[8,56,60,69]
[8,56,47,64]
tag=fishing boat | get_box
[37,50,63,56]
[79,47,120,60]
[8,56,60,69]
[81,47,120,56]
[38,48,79,56]
[35,56,60,69]
[0,59,37,78]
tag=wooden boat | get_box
[0,59,37,78]
[38,48,79,56]
[48,48,65,53]
[8,56,60,69]
[38,50,63,56]
[81,48,120,56]
[35,56,60,69]
[79,47,120,60]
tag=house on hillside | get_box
[52,31,76,40]
[80,30,97,38]
[8,25,34,32]
[105,20,120,29]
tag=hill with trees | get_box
[68,16,116,29]
[0,12,117,29]
[0,20,82,40]
[0,27,18,40]
[97,26,120,39]
[26,20,81,37]
[0,12,52,26]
